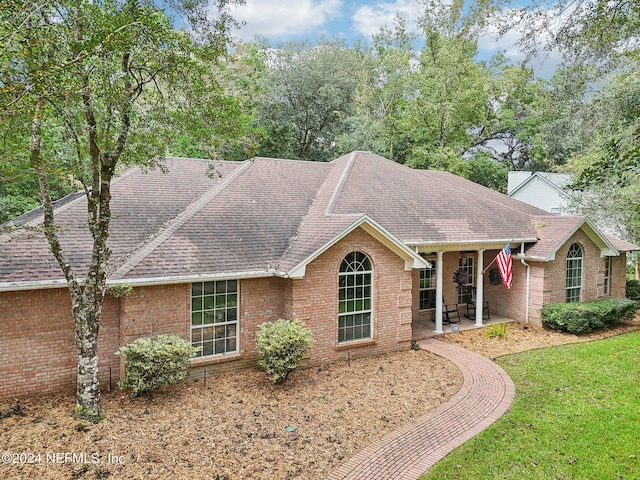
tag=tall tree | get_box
[335,16,416,163]
[254,38,361,161]
[0,0,246,420]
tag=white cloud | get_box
[352,0,419,38]
[230,0,343,40]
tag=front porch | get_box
[412,314,517,341]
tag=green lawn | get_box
[420,332,640,480]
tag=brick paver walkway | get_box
[326,339,516,480]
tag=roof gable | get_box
[286,215,429,279]
[525,216,621,261]
[508,171,572,197]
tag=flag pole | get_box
[482,237,515,274]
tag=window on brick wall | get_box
[338,252,372,343]
[191,280,238,358]
[419,261,436,310]
[566,243,583,302]
[603,256,611,296]
[458,256,474,304]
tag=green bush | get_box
[541,298,637,335]
[116,334,200,396]
[626,279,640,302]
[256,318,313,384]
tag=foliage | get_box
[484,322,507,340]
[626,279,640,302]
[541,298,637,334]
[513,0,640,67]
[253,38,361,161]
[116,334,200,397]
[256,319,313,384]
[463,154,509,193]
[421,332,640,479]
[106,284,133,298]
[337,16,416,162]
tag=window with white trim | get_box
[338,252,372,343]
[566,243,583,302]
[458,256,474,304]
[191,280,238,358]
[603,256,611,296]
[419,261,436,310]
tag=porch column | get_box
[475,249,485,327]
[434,251,444,334]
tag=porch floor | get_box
[412,313,516,341]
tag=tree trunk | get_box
[73,302,102,420]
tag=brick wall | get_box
[0,288,120,400]
[543,230,603,307]
[286,227,413,366]
[2,228,630,399]
[188,276,288,379]
[483,249,529,321]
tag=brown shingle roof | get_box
[1,151,635,288]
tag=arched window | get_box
[566,243,583,302]
[338,252,372,343]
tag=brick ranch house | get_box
[1,151,637,399]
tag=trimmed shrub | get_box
[541,298,637,335]
[116,334,200,396]
[626,279,640,302]
[256,318,313,384]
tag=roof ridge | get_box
[109,160,252,280]
[278,155,360,268]
[325,151,358,215]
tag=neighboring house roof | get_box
[507,171,574,215]
[0,151,636,290]
[507,171,573,197]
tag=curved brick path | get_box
[326,339,516,480]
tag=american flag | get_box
[496,242,513,289]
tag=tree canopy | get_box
[0,0,248,420]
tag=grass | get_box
[420,332,640,479]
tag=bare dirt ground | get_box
[2,315,639,480]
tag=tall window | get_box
[419,261,436,310]
[458,256,474,304]
[191,280,238,357]
[603,256,612,296]
[566,244,583,302]
[338,252,372,343]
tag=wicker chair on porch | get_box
[465,287,490,320]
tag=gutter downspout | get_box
[519,243,530,323]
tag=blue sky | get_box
[227,0,563,77]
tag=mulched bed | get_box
[437,314,640,359]
[0,349,461,480]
